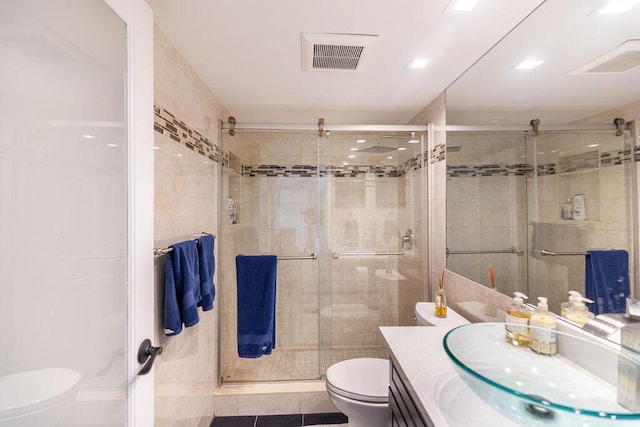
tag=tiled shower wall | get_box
[437,100,640,321]
[446,131,527,297]
[153,26,229,426]
[219,130,426,382]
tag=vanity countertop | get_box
[380,326,518,427]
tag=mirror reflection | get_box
[446,127,635,314]
[444,0,640,315]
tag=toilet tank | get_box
[415,302,469,328]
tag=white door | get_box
[0,0,154,425]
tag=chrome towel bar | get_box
[446,247,524,257]
[153,232,215,257]
[332,251,407,259]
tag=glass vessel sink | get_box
[443,323,640,426]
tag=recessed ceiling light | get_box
[406,57,431,69]
[81,134,94,139]
[350,147,358,151]
[513,58,544,70]
[598,0,640,14]
[397,147,408,151]
[348,155,356,159]
[588,144,600,148]
[357,139,366,143]
[107,143,118,147]
[408,138,420,144]
[387,156,393,160]
[451,0,481,11]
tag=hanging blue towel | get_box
[236,255,278,358]
[164,240,201,336]
[196,234,216,311]
[585,250,630,315]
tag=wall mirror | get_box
[444,0,640,314]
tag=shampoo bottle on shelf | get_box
[561,198,573,219]
[505,292,531,347]
[529,297,557,356]
[573,194,586,220]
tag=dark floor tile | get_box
[255,414,302,427]
[302,412,348,425]
[211,415,257,427]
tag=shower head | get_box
[357,134,414,154]
[357,144,399,154]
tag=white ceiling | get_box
[147,0,640,126]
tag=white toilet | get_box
[0,368,82,427]
[325,303,469,427]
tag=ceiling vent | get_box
[569,40,640,75]
[301,33,378,72]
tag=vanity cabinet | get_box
[389,358,429,427]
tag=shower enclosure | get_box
[446,122,639,314]
[218,124,427,383]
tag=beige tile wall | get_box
[153,26,229,426]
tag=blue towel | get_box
[196,234,216,311]
[585,250,630,315]
[164,240,201,336]
[236,255,278,358]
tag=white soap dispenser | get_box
[529,297,557,356]
[566,296,595,326]
[505,292,531,347]
[561,290,582,318]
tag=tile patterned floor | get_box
[224,346,389,382]
[211,412,347,427]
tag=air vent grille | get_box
[569,40,640,75]
[312,44,364,70]
[301,33,378,72]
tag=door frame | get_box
[105,0,154,424]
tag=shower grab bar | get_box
[236,252,318,260]
[446,247,524,257]
[277,253,317,260]
[332,251,407,259]
[153,232,216,257]
[539,249,587,256]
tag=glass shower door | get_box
[527,129,636,314]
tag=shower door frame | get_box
[444,121,640,305]
[217,121,429,384]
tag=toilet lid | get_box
[326,358,388,403]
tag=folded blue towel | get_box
[585,250,630,315]
[196,234,216,311]
[164,240,201,336]
[236,255,278,358]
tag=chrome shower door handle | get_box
[137,339,163,376]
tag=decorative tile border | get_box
[242,157,423,179]
[447,147,637,178]
[153,104,221,163]
[557,150,599,173]
[431,143,446,164]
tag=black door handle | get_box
[137,339,163,376]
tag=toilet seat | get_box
[0,368,82,419]
[325,358,388,404]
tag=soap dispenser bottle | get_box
[561,291,581,318]
[529,297,557,356]
[505,292,531,347]
[565,296,595,326]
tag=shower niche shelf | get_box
[223,150,242,176]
